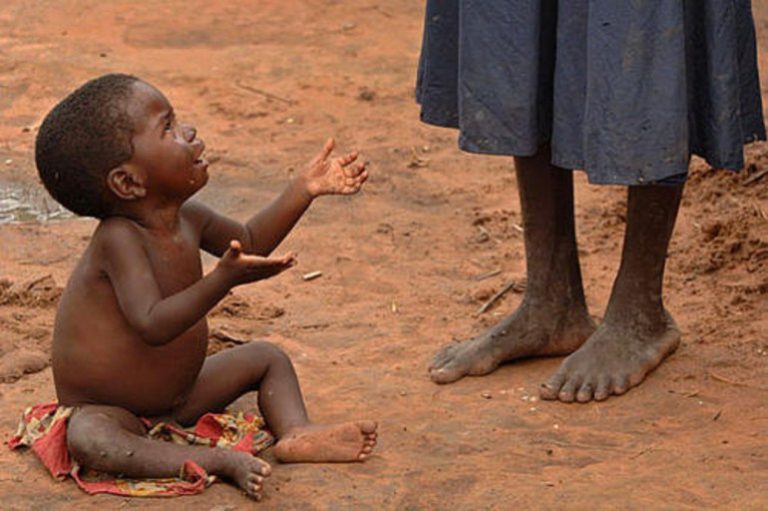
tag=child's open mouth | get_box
[193,153,208,167]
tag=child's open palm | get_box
[217,240,297,286]
[303,138,368,197]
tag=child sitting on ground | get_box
[26,73,376,500]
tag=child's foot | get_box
[273,421,378,463]
[220,450,272,500]
[429,302,595,384]
[539,311,681,402]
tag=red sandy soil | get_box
[0,1,766,509]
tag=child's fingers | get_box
[349,168,368,184]
[342,172,368,194]
[228,239,242,257]
[311,138,335,165]
[345,175,364,187]
[281,252,298,266]
[338,150,359,167]
[240,252,297,268]
[343,161,366,177]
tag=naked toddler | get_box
[33,73,376,500]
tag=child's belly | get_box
[53,322,210,417]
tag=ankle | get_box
[603,303,668,335]
[206,448,232,477]
[278,420,313,440]
[521,292,588,315]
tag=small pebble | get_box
[481,391,492,399]
[357,87,376,101]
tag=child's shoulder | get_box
[90,216,144,252]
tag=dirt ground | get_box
[0,1,766,509]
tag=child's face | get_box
[125,81,209,202]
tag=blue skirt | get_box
[416,0,766,185]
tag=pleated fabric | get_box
[416,0,766,185]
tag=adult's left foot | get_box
[539,312,681,402]
[273,421,378,463]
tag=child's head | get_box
[36,74,208,219]
[36,74,141,218]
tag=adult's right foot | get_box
[429,302,595,384]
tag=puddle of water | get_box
[0,182,73,224]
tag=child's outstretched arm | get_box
[186,138,368,257]
[99,219,295,346]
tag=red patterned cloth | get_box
[7,403,274,497]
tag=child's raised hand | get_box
[217,240,297,286]
[302,138,368,198]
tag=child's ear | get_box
[106,166,147,200]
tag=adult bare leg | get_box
[67,405,271,499]
[540,183,684,402]
[429,147,595,383]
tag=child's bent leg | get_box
[540,183,683,403]
[172,341,309,434]
[173,341,377,463]
[429,147,595,384]
[67,405,270,499]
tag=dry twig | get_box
[709,370,768,391]
[235,80,295,105]
[743,167,768,186]
[302,271,323,281]
[210,328,249,344]
[477,279,525,314]
[474,269,501,281]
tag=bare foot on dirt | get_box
[429,302,595,384]
[273,421,378,463]
[222,451,272,500]
[539,312,681,403]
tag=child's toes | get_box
[358,420,378,435]
[247,477,263,495]
[254,459,271,476]
[245,483,262,500]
